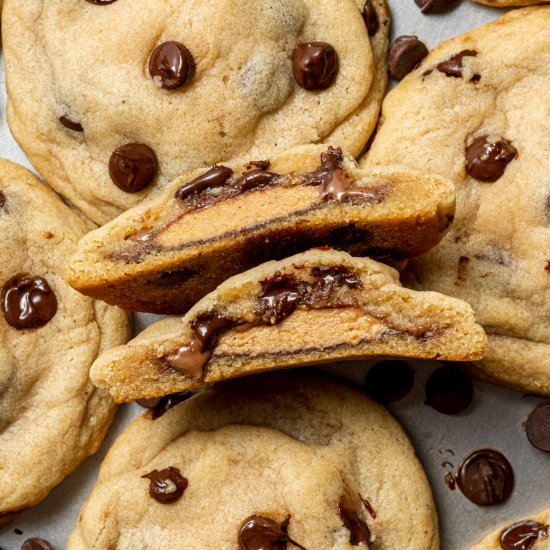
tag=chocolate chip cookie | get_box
[90,248,486,402]
[3,0,388,224]
[67,372,439,549]
[470,510,550,549]
[0,160,131,525]
[67,144,455,314]
[361,8,550,395]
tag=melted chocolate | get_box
[364,360,415,404]
[437,50,478,79]
[456,449,514,506]
[137,392,193,420]
[339,499,371,545]
[142,467,188,503]
[362,0,379,36]
[175,166,234,201]
[465,136,518,183]
[499,520,549,550]
[2,275,57,330]
[292,42,339,91]
[236,170,281,193]
[238,515,305,550]
[165,265,362,379]
[303,147,390,203]
[20,539,55,550]
[149,41,195,90]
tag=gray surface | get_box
[1,2,548,549]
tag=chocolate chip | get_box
[59,115,83,133]
[235,170,280,193]
[425,364,473,415]
[388,36,429,80]
[149,41,195,90]
[414,0,461,13]
[465,136,517,183]
[362,1,379,36]
[456,449,514,506]
[292,42,339,91]
[109,143,158,192]
[437,49,477,78]
[526,405,550,453]
[339,500,371,545]
[20,539,55,550]
[0,192,6,210]
[84,0,118,4]
[142,467,188,503]
[500,520,549,550]
[238,515,305,550]
[258,274,301,325]
[175,166,233,201]
[2,275,57,330]
[137,392,193,420]
[364,360,415,404]
[245,160,271,172]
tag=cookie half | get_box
[90,248,486,402]
[470,510,550,549]
[0,160,131,524]
[3,0,388,224]
[68,372,439,549]
[67,144,455,315]
[362,8,550,395]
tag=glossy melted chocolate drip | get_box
[238,515,306,550]
[303,147,390,203]
[499,520,549,550]
[175,166,234,201]
[165,265,363,379]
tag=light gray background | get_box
[1,2,548,549]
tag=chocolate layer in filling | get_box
[112,148,391,263]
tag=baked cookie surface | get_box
[67,144,455,314]
[68,372,439,549]
[0,160,131,525]
[3,0,388,224]
[362,8,550,395]
[470,509,550,549]
[89,248,486,402]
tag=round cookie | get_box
[68,373,439,549]
[362,8,550,395]
[3,0,388,225]
[0,160,131,525]
[470,509,550,549]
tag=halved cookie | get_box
[0,160,131,525]
[68,372,439,550]
[91,249,486,402]
[470,510,550,549]
[67,145,455,314]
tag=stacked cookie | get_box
[0,0,549,548]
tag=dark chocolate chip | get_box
[258,274,301,325]
[175,166,233,201]
[236,170,280,193]
[20,539,55,550]
[59,115,83,133]
[456,449,513,506]
[0,192,6,210]
[339,500,371,545]
[437,49,477,78]
[414,0,461,13]
[149,41,195,90]
[85,0,118,4]
[2,275,57,330]
[499,520,549,550]
[364,360,415,404]
[362,0,379,36]
[137,392,193,420]
[465,136,518,183]
[425,364,473,415]
[238,515,305,550]
[292,42,339,91]
[526,404,550,453]
[388,36,429,80]
[109,143,158,192]
[142,467,188,503]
